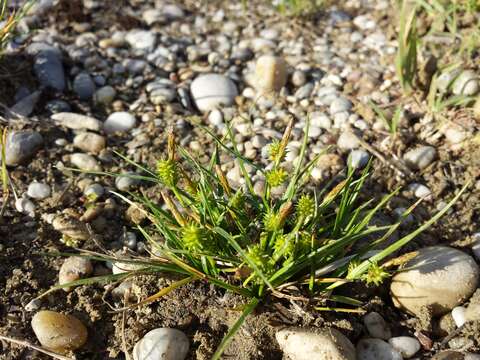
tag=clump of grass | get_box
[45,118,466,359]
[396,0,419,95]
[272,0,327,16]
[369,101,403,136]
[0,0,35,54]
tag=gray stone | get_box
[388,337,420,358]
[104,112,136,134]
[125,30,156,50]
[84,183,104,199]
[73,72,95,100]
[115,173,140,191]
[27,182,51,200]
[8,91,41,118]
[3,130,43,166]
[356,339,402,360]
[70,153,101,171]
[94,86,116,105]
[348,149,370,169]
[403,146,436,170]
[276,327,356,360]
[190,74,238,112]
[391,246,479,316]
[73,132,106,154]
[363,312,391,340]
[330,97,352,115]
[150,87,176,104]
[52,112,102,131]
[30,43,66,91]
[133,328,189,360]
[15,197,36,216]
[295,83,314,100]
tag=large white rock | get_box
[133,328,189,360]
[276,327,356,360]
[190,74,238,112]
[391,246,479,316]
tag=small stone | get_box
[330,97,352,115]
[432,351,480,360]
[2,130,43,166]
[31,311,88,353]
[291,70,307,87]
[52,112,102,131]
[254,55,288,93]
[208,109,223,126]
[59,257,93,292]
[311,112,332,129]
[115,173,140,191]
[363,312,391,340]
[104,112,136,134]
[15,197,35,216]
[27,182,51,200]
[31,46,66,91]
[8,90,41,118]
[94,86,116,105]
[337,131,360,150]
[452,70,479,96]
[356,338,402,360]
[133,328,189,360]
[73,132,106,154]
[388,337,420,358]
[52,215,90,241]
[276,327,356,360]
[150,87,176,104]
[125,30,156,50]
[408,183,432,199]
[190,74,238,112]
[84,183,104,199]
[295,83,314,100]
[391,246,479,316]
[451,306,467,327]
[73,72,95,100]
[403,146,437,170]
[348,149,370,169]
[71,153,101,171]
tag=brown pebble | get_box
[59,257,93,292]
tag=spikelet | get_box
[265,168,288,187]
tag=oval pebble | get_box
[59,257,93,292]
[363,312,391,340]
[403,146,436,170]
[104,112,137,134]
[27,182,51,200]
[70,153,101,171]
[73,132,106,154]
[356,338,402,360]
[388,337,420,358]
[190,74,238,112]
[451,306,467,327]
[51,112,102,131]
[133,328,189,360]
[31,310,88,353]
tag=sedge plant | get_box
[42,118,467,359]
[396,0,418,95]
[0,0,35,54]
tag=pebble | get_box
[15,197,36,216]
[84,183,104,198]
[451,306,467,327]
[133,328,189,360]
[295,83,314,99]
[115,173,140,191]
[330,97,352,115]
[291,70,307,87]
[71,153,101,171]
[356,339,402,360]
[31,311,88,353]
[311,112,332,129]
[388,337,420,358]
[73,132,106,154]
[363,312,391,340]
[275,327,356,360]
[403,146,437,170]
[254,55,288,92]
[73,72,95,100]
[52,215,90,241]
[208,109,223,126]
[433,351,480,360]
[348,149,370,169]
[94,86,116,105]
[8,90,41,118]
[30,44,66,91]
[52,112,102,131]
[104,112,137,134]
[27,182,51,200]
[390,246,479,316]
[337,131,360,150]
[3,130,43,166]
[59,257,93,292]
[190,74,238,112]
[408,183,432,199]
[452,70,479,96]
[125,30,156,50]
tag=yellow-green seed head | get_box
[157,159,178,187]
[182,223,205,251]
[265,168,288,187]
[263,209,281,232]
[268,140,286,162]
[296,194,315,219]
[362,262,390,286]
[247,244,269,272]
[274,234,294,257]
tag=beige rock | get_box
[59,257,93,292]
[276,327,356,360]
[391,246,479,316]
[52,215,90,241]
[31,311,88,353]
[73,132,106,154]
[254,55,287,93]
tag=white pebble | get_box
[408,183,432,199]
[27,182,51,200]
[451,306,467,327]
[133,328,189,360]
[388,337,420,358]
[104,112,136,134]
[15,197,35,216]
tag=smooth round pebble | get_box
[451,306,467,327]
[190,74,238,112]
[31,311,88,353]
[27,182,51,200]
[276,327,356,360]
[73,72,95,100]
[3,130,43,166]
[70,153,101,171]
[104,112,136,134]
[356,338,402,360]
[133,328,189,360]
[15,197,35,216]
[337,131,360,150]
[59,257,93,292]
[115,173,141,191]
[391,246,479,316]
[388,337,421,358]
[348,149,370,169]
[403,146,436,170]
[95,86,116,105]
[254,55,287,92]
[363,312,391,340]
[73,132,106,154]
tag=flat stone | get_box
[276,327,356,360]
[52,112,102,131]
[133,328,189,360]
[391,246,479,316]
[190,74,238,112]
[31,311,88,353]
[3,130,43,166]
